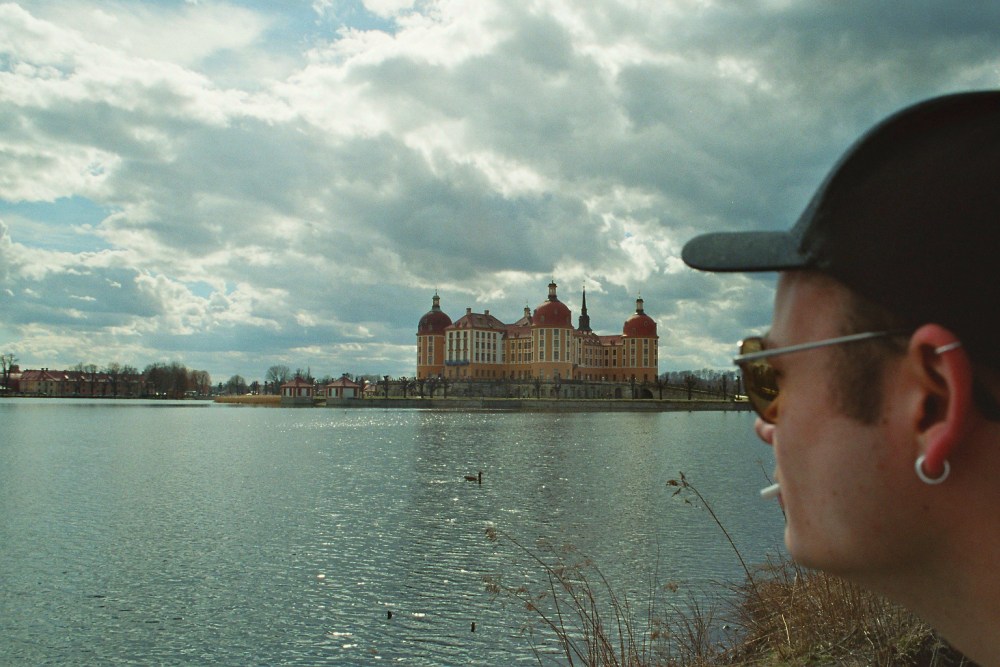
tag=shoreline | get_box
[215,395,752,412]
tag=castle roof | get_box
[327,375,361,389]
[418,293,452,335]
[533,281,572,328]
[623,297,657,338]
[449,308,506,331]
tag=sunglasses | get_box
[733,330,901,423]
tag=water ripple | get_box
[0,402,780,665]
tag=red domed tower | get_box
[621,296,659,383]
[623,296,657,338]
[416,293,452,379]
[532,280,572,327]
[531,281,573,382]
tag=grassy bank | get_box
[723,559,967,666]
[214,395,281,406]
[484,475,972,666]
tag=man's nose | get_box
[754,417,775,446]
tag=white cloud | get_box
[0,142,120,202]
[11,1,271,67]
[363,0,416,19]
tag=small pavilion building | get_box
[326,375,362,402]
[280,377,315,406]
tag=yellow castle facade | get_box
[416,282,659,383]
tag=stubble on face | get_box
[768,272,909,576]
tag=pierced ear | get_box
[909,324,973,478]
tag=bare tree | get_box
[265,365,291,394]
[0,352,17,392]
[142,362,192,398]
[225,374,248,395]
[70,363,86,395]
[685,374,696,400]
[143,363,166,397]
[75,363,99,396]
[121,364,140,397]
[104,362,122,397]
[189,369,212,396]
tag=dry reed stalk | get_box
[484,524,691,665]
[484,475,973,667]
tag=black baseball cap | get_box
[682,91,1000,367]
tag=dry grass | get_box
[484,525,673,666]
[723,558,968,666]
[213,395,281,405]
[484,474,973,667]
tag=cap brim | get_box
[681,230,809,272]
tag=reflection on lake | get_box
[0,399,782,665]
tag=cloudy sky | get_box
[2,1,999,383]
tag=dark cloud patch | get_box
[5,264,161,325]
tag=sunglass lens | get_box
[738,338,779,421]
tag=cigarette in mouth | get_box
[759,482,781,500]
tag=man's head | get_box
[683,91,1000,373]
[681,91,1000,578]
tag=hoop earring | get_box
[915,454,950,485]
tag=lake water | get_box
[0,399,782,665]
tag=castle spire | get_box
[578,285,592,332]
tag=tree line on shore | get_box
[246,366,743,402]
[1,353,212,398]
[2,351,743,400]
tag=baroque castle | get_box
[416,282,658,384]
